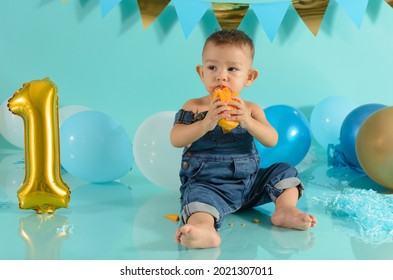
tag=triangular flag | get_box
[251,1,291,42]
[293,0,330,36]
[212,2,250,30]
[172,0,210,38]
[100,0,122,17]
[335,0,369,28]
[137,0,171,29]
[385,0,393,8]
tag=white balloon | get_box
[0,99,24,149]
[59,105,92,128]
[133,111,182,191]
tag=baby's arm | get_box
[170,121,209,148]
[246,104,278,147]
[170,97,229,148]
[226,97,278,147]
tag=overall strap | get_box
[173,109,206,125]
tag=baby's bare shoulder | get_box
[182,96,209,112]
[244,100,262,111]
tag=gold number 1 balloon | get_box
[8,78,71,213]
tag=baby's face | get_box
[198,42,254,95]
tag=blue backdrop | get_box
[1,0,393,148]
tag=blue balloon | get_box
[255,105,311,168]
[340,103,386,168]
[310,96,358,149]
[60,111,133,183]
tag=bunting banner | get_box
[100,0,122,17]
[137,0,171,29]
[172,0,210,38]
[77,0,389,40]
[211,2,250,30]
[293,0,330,36]
[251,1,291,42]
[335,0,369,28]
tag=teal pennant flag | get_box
[100,0,123,17]
[335,0,369,28]
[251,1,291,42]
[172,0,210,38]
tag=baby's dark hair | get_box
[203,29,255,59]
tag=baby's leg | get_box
[175,212,221,249]
[271,187,317,230]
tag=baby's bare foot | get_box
[271,207,317,231]
[175,224,221,249]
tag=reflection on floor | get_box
[1,145,393,260]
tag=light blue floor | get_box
[1,144,392,260]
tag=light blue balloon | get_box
[255,105,311,168]
[60,111,133,183]
[310,96,358,149]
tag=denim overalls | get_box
[174,109,303,229]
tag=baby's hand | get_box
[203,97,230,131]
[226,96,252,128]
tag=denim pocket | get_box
[180,157,205,179]
[233,157,258,179]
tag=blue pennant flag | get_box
[335,0,369,28]
[172,0,210,38]
[100,0,122,17]
[251,1,291,42]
